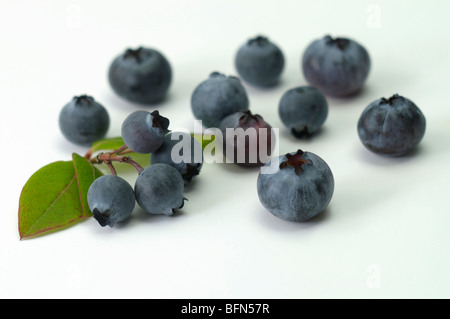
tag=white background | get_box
[1,0,449,299]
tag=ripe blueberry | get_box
[257,150,334,222]
[235,35,285,87]
[302,35,371,97]
[134,163,186,216]
[357,94,426,156]
[59,95,110,146]
[108,47,172,104]
[278,86,328,138]
[121,110,170,154]
[150,132,204,184]
[191,72,249,128]
[87,175,136,227]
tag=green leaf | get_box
[18,153,103,239]
[72,153,103,219]
[191,133,215,150]
[90,136,125,153]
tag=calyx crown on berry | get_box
[279,150,310,175]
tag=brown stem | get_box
[84,143,130,160]
[94,152,145,174]
[114,144,130,155]
[116,148,135,155]
[104,161,117,176]
[85,149,93,159]
[121,156,145,174]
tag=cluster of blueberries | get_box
[87,110,203,227]
[58,34,426,226]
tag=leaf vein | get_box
[23,175,77,236]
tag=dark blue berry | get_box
[357,94,426,156]
[257,150,334,222]
[302,35,370,97]
[59,95,110,146]
[87,175,136,227]
[108,47,172,104]
[278,86,328,138]
[150,132,203,184]
[191,72,249,128]
[235,35,285,87]
[121,110,170,154]
[134,163,186,216]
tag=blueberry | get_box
[357,94,426,156]
[219,110,275,167]
[257,150,334,222]
[235,35,285,87]
[59,95,110,146]
[278,86,328,138]
[302,35,371,97]
[87,175,136,227]
[121,110,170,154]
[134,163,186,216]
[108,47,172,105]
[150,132,203,184]
[191,72,249,128]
